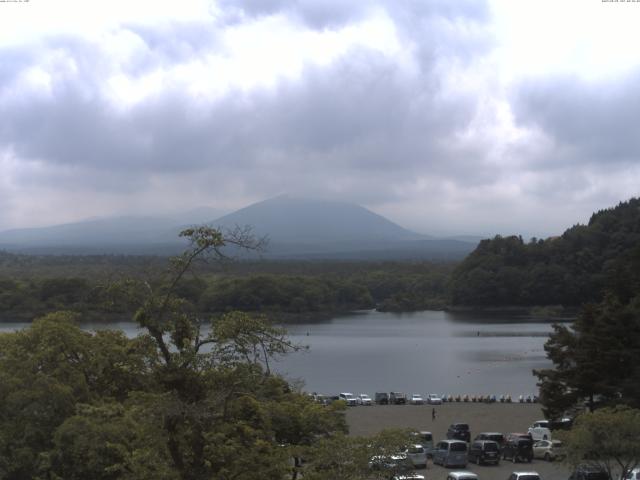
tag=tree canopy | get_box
[0,227,349,480]
[450,197,640,307]
[561,406,640,480]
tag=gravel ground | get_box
[346,402,572,480]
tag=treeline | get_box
[0,262,454,321]
[450,198,640,307]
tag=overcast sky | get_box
[1,0,639,237]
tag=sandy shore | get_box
[346,402,572,480]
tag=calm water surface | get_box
[276,310,557,397]
[0,310,559,397]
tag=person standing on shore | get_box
[432,407,436,421]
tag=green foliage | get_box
[303,428,414,480]
[0,257,454,320]
[535,245,640,419]
[450,197,640,307]
[0,312,156,479]
[0,227,349,480]
[560,406,640,479]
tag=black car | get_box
[502,436,533,463]
[468,440,500,465]
[446,423,471,442]
[474,432,505,450]
[375,392,389,405]
[568,463,611,480]
[389,392,407,405]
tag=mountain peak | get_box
[212,196,425,245]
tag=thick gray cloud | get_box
[512,70,640,168]
[0,2,491,202]
[1,0,638,236]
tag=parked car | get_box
[375,392,390,405]
[533,439,565,461]
[390,392,407,405]
[338,392,358,406]
[433,440,468,467]
[507,472,541,480]
[528,425,552,441]
[475,432,505,450]
[409,394,424,405]
[369,454,413,473]
[568,463,611,480]
[392,474,425,480]
[531,420,550,429]
[446,472,479,480]
[312,393,329,405]
[621,468,640,480]
[357,393,373,405]
[411,431,434,457]
[428,393,443,404]
[502,435,533,463]
[468,439,501,465]
[402,444,428,468]
[549,416,573,430]
[447,423,471,442]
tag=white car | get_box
[410,431,434,456]
[357,393,373,405]
[446,472,478,480]
[533,439,565,461]
[409,394,424,405]
[531,420,550,429]
[428,393,443,405]
[338,392,358,406]
[392,475,425,480]
[402,444,427,468]
[507,472,541,480]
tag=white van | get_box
[338,392,358,406]
[528,423,551,441]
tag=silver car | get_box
[432,440,468,468]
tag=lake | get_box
[276,310,558,397]
[0,309,560,397]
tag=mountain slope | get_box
[211,195,427,245]
[0,207,226,253]
[0,196,476,259]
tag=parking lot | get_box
[346,402,572,480]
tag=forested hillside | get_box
[450,198,640,307]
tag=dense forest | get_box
[0,254,453,321]
[450,198,640,307]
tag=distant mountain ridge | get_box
[0,196,478,259]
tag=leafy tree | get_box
[0,227,348,480]
[303,429,414,480]
[561,406,640,480]
[535,294,640,419]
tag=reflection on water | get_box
[0,309,558,397]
